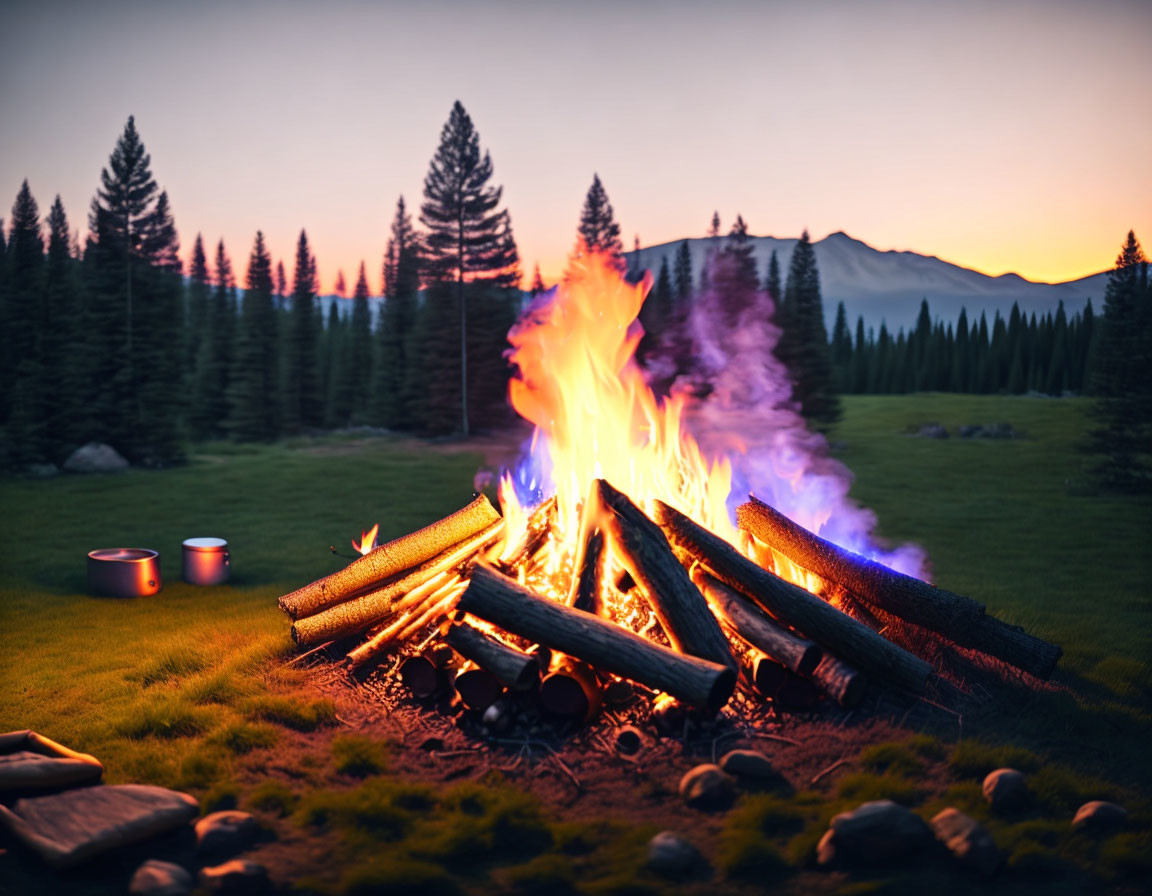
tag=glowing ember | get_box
[353,524,379,556]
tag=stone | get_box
[0,783,198,868]
[25,463,60,479]
[982,768,1027,810]
[816,800,932,866]
[678,764,735,810]
[958,424,984,438]
[918,423,949,439]
[931,807,1000,875]
[0,730,103,792]
[645,831,700,876]
[194,810,261,855]
[129,859,194,896]
[719,749,785,785]
[62,442,128,474]
[198,859,269,893]
[1072,800,1127,833]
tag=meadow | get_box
[0,395,1148,894]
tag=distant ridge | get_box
[626,231,1108,330]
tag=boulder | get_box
[817,800,932,866]
[62,442,128,474]
[982,768,1027,811]
[931,807,1000,875]
[719,749,785,786]
[1072,800,1127,834]
[129,859,194,896]
[194,810,261,855]
[25,463,60,479]
[0,730,103,792]
[199,859,270,893]
[0,783,198,868]
[645,831,701,876]
[678,764,735,810]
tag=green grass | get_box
[1,401,1150,893]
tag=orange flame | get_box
[353,523,379,556]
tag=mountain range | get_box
[625,231,1108,332]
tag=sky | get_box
[2,0,1150,292]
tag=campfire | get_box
[276,251,1061,727]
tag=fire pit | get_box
[275,252,1061,730]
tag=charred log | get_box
[458,565,736,712]
[442,620,540,692]
[496,495,558,573]
[567,525,606,616]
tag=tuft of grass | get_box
[496,854,579,896]
[949,739,1042,778]
[296,778,434,842]
[131,642,208,686]
[201,782,241,812]
[209,721,279,755]
[858,741,925,776]
[246,779,300,817]
[836,771,925,806]
[244,694,337,731]
[332,859,462,896]
[183,667,255,705]
[331,734,389,777]
[716,829,788,882]
[115,696,213,740]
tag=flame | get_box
[353,523,379,556]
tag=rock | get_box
[679,764,735,810]
[198,859,269,893]
[62,442,128,474]
[918,423,949,439]
[0,730,104,792]
[1072,800,1127,833]
[194,810,261,855]
[645,831,700,876]
[958,424,984,438]
[0,783,198,868]
[816,800,932,866]
[719,749,784,785]
[129,859,194,896]
[931,807,1000,875]
[24,463,60,479]
[982,768,1027,810]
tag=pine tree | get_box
[283,230,322,431]
[340,261,373,425]
[419,101,520,435]
[529,264,545,297]
[375,196,421,429]
[334,270,347,298]
[639,256,674,357]
[952,308,970,392]
[1046,301,1069,395]
[852,316,868,393]
[1,181,43,449]
[188,240,236,439]
[186,234,210,371]
[575,174,623,271]
[673,240,693,306]
[830,302,853,392]
[37,196,83,460]
[276,260,287,306]
[709,215,759,325]
[1084,231,1152,489]
[321,302,344,426]
[765,250,781,308]
[228,231,280,440]
[778,230,840,423]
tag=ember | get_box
[276,250,1060,727]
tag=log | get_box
[652,501,933,693]
[567,524,606,615]
[453,663,503,711]
[497,495,557,572]
[457,565,736,712]
[293,521,502,648]
[442,621,540,692]
[594,480,735,671]
[749,652,790,696]
[279,494,500,619]
[399,648,457,700]
[737,496,1061,679]
[809,654,866,708]
[344,572,461,668]
[539,657,602,723]
[736,496,985,632]
[691,569,821,676]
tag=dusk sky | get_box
[2,0,1149,291]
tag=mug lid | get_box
[183,537,228,551]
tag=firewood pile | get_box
[276,482,1061,726]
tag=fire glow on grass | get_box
[496,247,924,631]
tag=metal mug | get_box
[87,548,162,598]
[182,537,230,586]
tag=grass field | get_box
[1,395,1149,894]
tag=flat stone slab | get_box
[0,783,199,868]
[0,730,103,792]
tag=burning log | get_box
[594,480,736,671]
[539,657,602,723]
[453,663,503,711]
[652,501,933,693]
[294,521,502,649]
[399,646,457,700]
[442,620,540,692]
[497,496,557,572]
[567,523,606,615]
[458,565,736,712]
[809,654,866,708]
[279,494,501,619]
[691,569,821,676]
[736,496,1062,679]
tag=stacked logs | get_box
[275,481,1061,723]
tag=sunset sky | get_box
[2,0,1149,291]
